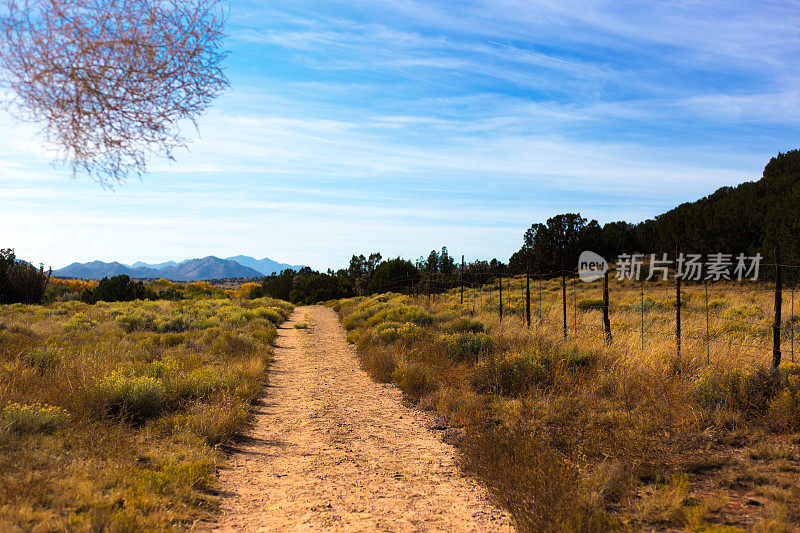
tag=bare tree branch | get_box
[0,0,229,187]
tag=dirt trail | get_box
[206,305,513,532]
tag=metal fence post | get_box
[603,271,611,344]
[525,265,531,328]
[773,246,783,374]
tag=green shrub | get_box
[96,373,167,423]
[210,332,256,356]
[201,326,224,345]
[397,322,425,342]
[278,306,293,319]
[393,363,437,400]
[294,321,309,329]
[374,321,402,333]
[172,369,236,401]
[694,367,774,415]
[194,317,221,329]
[767,363,800,430]
[715,320,769,339]
[768,387,800,430]
[441,317,485,334]
[159,333,185,347]
[373,321,402,342]
[694,364,800,427]
[378,328,398,342]
[65,312,95,330]
[22,348,60,371]
[139,358,181,380]
[253,307,283,324]
[251,325,278,344]
[372,321,427,344]
[626,296,656,311]
[342,302,390,330]
[566,348,596,367]
[155,313,194,333]
[724,305,764,320]
[2,403,68,433]
[359,303,433,330]
[248,317,272,329]
[437,332,492,361]
[471,352,552,396]
[217,305,247,326]
[118,310,156,332]
[434,310,462,324]
[136,459,215,493]
[398,305,435,326]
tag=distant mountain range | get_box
[54,255,305,281]
[130,260,178,270]
[225,255,304,275]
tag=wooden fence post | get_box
[603,271,611,344]
[773,246,783,374]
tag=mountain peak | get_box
[54,255,305,281]
[224,256,304,275]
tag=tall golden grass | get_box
[0,296,292,530]
[334,277,800,531]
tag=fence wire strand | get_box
[384,262,800,364]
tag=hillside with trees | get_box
[509,150,800,274]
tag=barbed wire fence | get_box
[372,255,799,372]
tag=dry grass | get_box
[0,296,292,530]
[334,278,800,532]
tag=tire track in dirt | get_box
[205,305,513,532]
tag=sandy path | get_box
[206,305,513,532]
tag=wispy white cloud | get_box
[1,0,795,269]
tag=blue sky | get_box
[2,0,799,270]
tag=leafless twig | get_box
[0,0,229,187]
